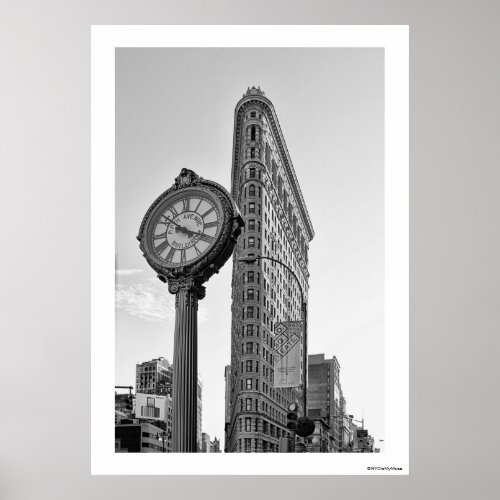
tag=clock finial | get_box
[174,168,200,189]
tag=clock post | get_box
[137,169,244,452]
[168,276,205,452]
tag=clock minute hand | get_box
[163,216,182,229]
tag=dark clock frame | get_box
[137,168,244,290]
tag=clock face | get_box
[148,190,222,267]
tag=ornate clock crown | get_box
[174,168,202,190]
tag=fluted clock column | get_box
[169,278,205,452]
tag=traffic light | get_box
[286,403,298,432]
[295,417,316,438]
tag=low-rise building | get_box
[115,421,165,453]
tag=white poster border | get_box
[91,25,409,475]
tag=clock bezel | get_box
[138,169,244,285]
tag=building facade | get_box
[308,414,334,453]
[210,437,221,453]
[201,432,211,453]
[133,357,201,452]
[308,354,346,452]
[115,421,165,453]
[224,365,231,452]
[226,87,314,453]
[135,357,172,395]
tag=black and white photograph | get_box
[4,0,499,497]
[91,26,409,475]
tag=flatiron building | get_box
[226,87,314,452]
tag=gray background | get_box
[1,1,498,499]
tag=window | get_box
[247,271,254,283]
[247,289,255,301]
[265,142,271,167]
[250,111,256,118]
[247,306,254,319]
[246,398,252,411]
[249,184,256,196]
[246,378,252,390]
[250,149,255,159]
[246,360,252,372]
[251,125,256,141]
[248,236,255,248]
[248,219,255,231]
[247,324,254,336]
[245,417,252,432]
[246,341,253,353]
[245,438,251,452]
[249,167,256,178]
[249,202,256,214]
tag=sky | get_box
[115,48,385,446]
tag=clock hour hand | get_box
[175,225,196,238]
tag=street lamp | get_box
[156,430,171,453]
[238,255,308,417]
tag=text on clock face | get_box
[152,196,220,265]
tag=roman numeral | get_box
[155,240,170,255]
[181,198,189,212]
[204,221,218,229]
[198,233,215,244]
[166,247,176,262]
[201,206,215,218]
[169,206,178,217]
[194,198,202,212]
[194,245,202,256]
[180,249,186,264]
[153,233,166,240]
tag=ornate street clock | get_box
[137,168,243,453]
[138,168,243,296]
